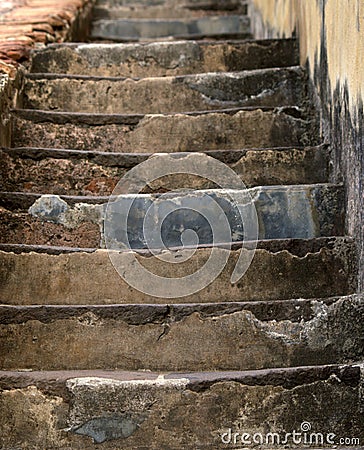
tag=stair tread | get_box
[0,235,355,254]
[0,364,360,388]
[29,39,299,77]
[23,67,305,114]
[0,297,342,323]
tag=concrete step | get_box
[0,146,329,195]
[0,237,357,304]
[0,184,345,248]
[90,16,251,41]
[0,296,363,372]
[0,365,362,448]
[29,39,299,77]
[22,67,305,114]
[11,107,315,152]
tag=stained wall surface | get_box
[250,0,364,290]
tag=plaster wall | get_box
[250,0,364,290]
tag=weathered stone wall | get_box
[249,0,364,291]
[0,74,13,147]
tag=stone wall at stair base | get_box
[0,74,13,147]
[249,0,364,291]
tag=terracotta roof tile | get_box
[0,0,91,73]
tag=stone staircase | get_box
[0,0,363,448]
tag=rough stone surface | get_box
[0,295,363,371]
[92,0,248,19]
[0,184,344,247]
[91,15,251,40]
[30,39,298,77]
[11,107,314,152]
[0,365,362,448]
[0,145,329,195]
[1,2,362,447]
[0,74,14,148]
[22,67,305,114]
[0,207,101,247]
[0,238,356,304]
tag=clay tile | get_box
[47,15,66,27]
[32,23,55,34]
[0,59,19,77]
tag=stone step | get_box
[29,39,298,77]
[0,365,362,448]
[22,67,305,114]
[92,0,246,8]
[90,16,251,41]
[0,237,356,304]
[94,0,248,12]
[11,107,315,152]
[0,184,345,248]
[0,296,363,372]
[92,3,247,20]
[93,0,248,19]
[0,146,329,195]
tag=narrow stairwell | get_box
[0,0,363,448]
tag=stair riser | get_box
[12,109,312,152]
[30,40,298,77]
[95,0,247,12]
[1,297,362,371]
[22,68,304,114]
[0,185,344,247]
[95,0,244,6]
[0,147,329,195]
[92,4,248,19]
[90,16,251,41]
[0,239,356,304]
[0,366,362,449]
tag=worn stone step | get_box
[92,0,248,20]
[0,296,363,372]
[0,237,357,304]
[0,365,362,448]
[90,16,251,41]
[22,67,305,114]
[95,0,246,11]
[0,184,345,248]
[30,39,299,77]
[93,0,246,8]
[0,146,329,195]
[92,5,247,20]
[12,107,315,152]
